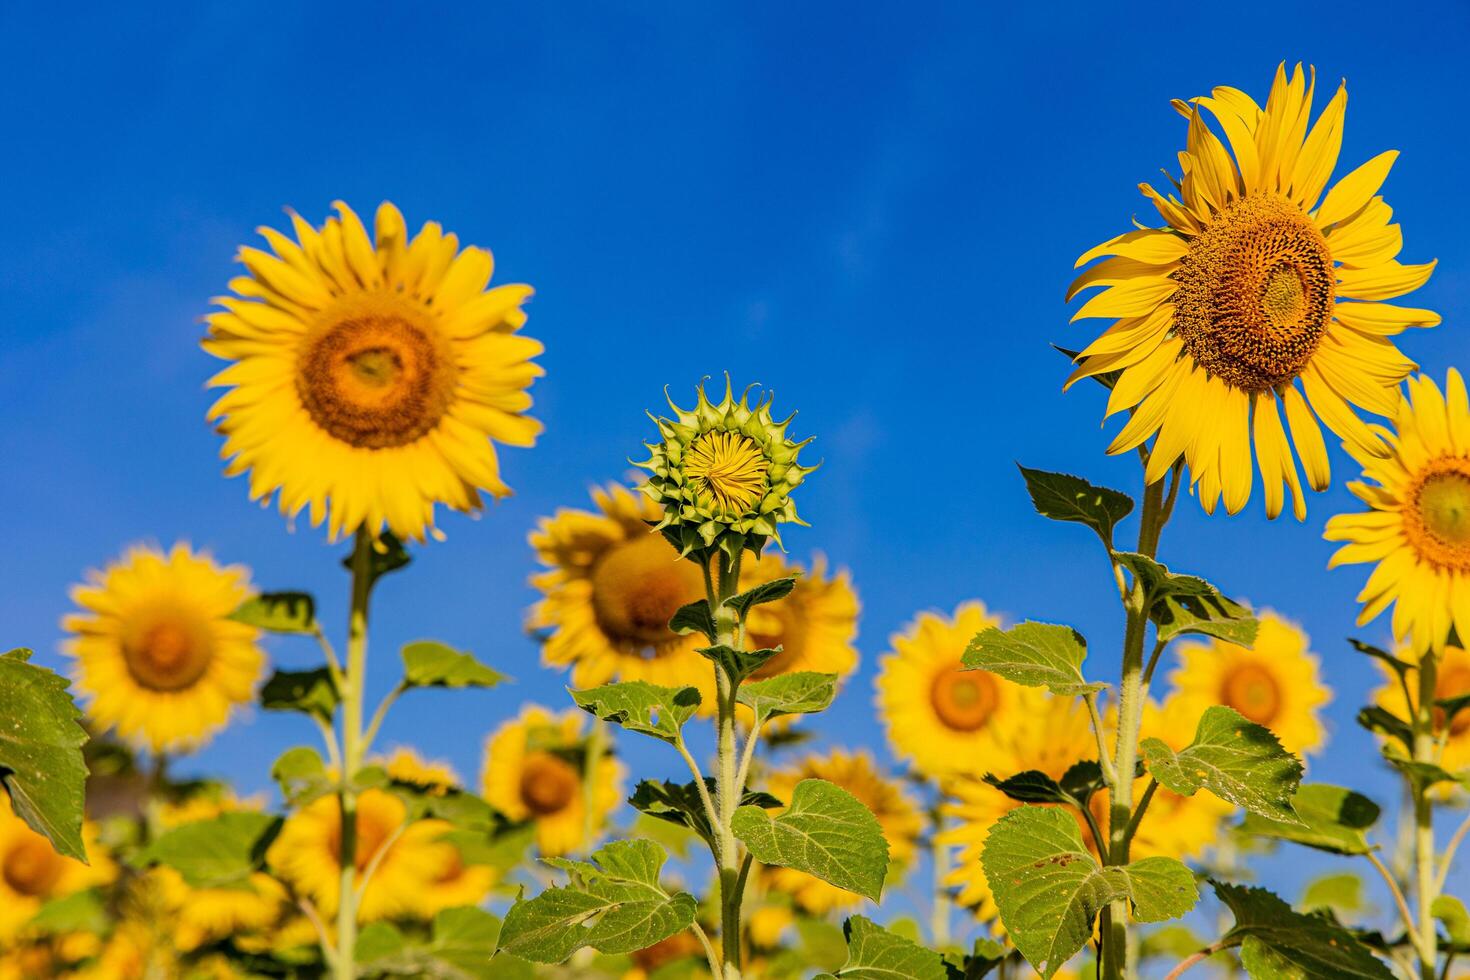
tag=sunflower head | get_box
[636,378,815,561]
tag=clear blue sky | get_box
[3,0,1468,931]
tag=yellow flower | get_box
[623,930,707,980]
[381,746,460,794]
[1069,63,1438,519]
[266,787,454,922]
[1326,369,1470,653]
[760,749,921,915]
[739,551,860,685]
[1161,612,1330,757]
[203,201,543,542]
[62,543,265,753]
[875,603,1022,779]
[0,803,114,942]
[940,691,1094,920]
[1372,644,1470,781]
[481,705,623,857]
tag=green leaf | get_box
[668,600,715,642]
[1348,639,1413,683]
[390,783,499,829]
[1432,895,1470,946]
[571,681,701,744]
[440,822,536,874]
[983,770,1071,805]
[1214,881,1393,979]
[260,667,339,722]
[28,888,108,935]
[736,672,837,724]
[941,937,1010,980]
[1059,761,1108,807]
[727,578,798,619]
[1140,706,1303,822]
[1053,345,1121,390]
[812,915,948,980]
[630,779,780,854]
[138,811,281,888]
[1239,784,1380,855]
[1437,693,1470,732]
[1384,754,1466,789]
[229,591,317,633]
[981,806,1198,978]
[1114,554,1258,645]
[731,778,890,902]
[345,531,412,591]
[962,622,1104,697]
[1301,873,1367,916]
[401,641,505,690]
[360,906,517,979]
[0,649,88,861]
[1356,706,1412,750]
[271,746,335,807]
[1018,466,1134,547]
[697,643,782,684]
[496,839,697,963]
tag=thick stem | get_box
[710,550,745,977]
[335,529,373,979]
[1411,652,1441,980]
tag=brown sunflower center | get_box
[519,751,579,816]
[684,431,769,515]
[2,837,66,897]
[930,668,999,732]
[590,533,705,648]
[1173,193,1335,393]
[1435,663,1470,737]
[121,609,214,692]
[296,295,456,449]
[1221,663,1282,725]
[1405,461,1470,571]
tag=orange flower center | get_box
[683,430,769,515]
[1436,662,1470,737]
[590,533,705,649]
[1221,663,1283,725]
[929,668,999,732]
[519,751,580,816]
[121,607,214,692]
[2,836,66,897]
[1173,193,1335,393]
[1405,462,1470,571]
[296,295,455,449]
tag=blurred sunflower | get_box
[1161,612,1330,757]
[875,603,1021,779]
[203,201,543,542]
[266,787,453,921]
[0,934,101,980]
[740,551,860,683]
[760,749,921,915]
[940,690,1094,920]
[1326,370,1470,653]
[1118,701,1235,862]
[481,705,623,856]
[624,931,706,980]
[0,804,114,942]
[381,746,460,794]
[1069,63,1438,518]
[62,543,265,753]
[1372,644,1470,779]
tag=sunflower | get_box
[202,201,543,542]
[381,746,460,794]
[1160,612,1330,757]
[1371,644,1470,781]
[1069,63,1438,519]
[0,804,114,942]
[62,543,265,753]
[875,602,1023,779]
[939,690,1094,920]
[265,787,454,922]
[740,551,860,684]
[760,749,921,915]
[481,705,623,857]
[1326,370,1470,653]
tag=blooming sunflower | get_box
[1069,63,1438,518]
[1371,644,1470,781]
[760,749,921,915]
[875,602,1022,779]
[266,787,454,921]
[0,804,114,942]
[1161,612,1330,757]
[481,705,623,856]
[62,543,265,753]
[740,551,860,683]
[1326,370,1470,653]
[203,201,543,542]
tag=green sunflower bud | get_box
[635,377,816,562]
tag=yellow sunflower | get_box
[1069,63,1438,518]
[381,746,460,794]
[1371,644,1470,780]
[875,602,1023,779]
[740,551,860,684]
[0,804,114,942]
[203,200,543,542]
[481,705,623,857]
[265,787,453,922]
[940,690,1094,920]
[1326,370,1470,653]
[1161,612,1330,757]
[62,543,265,753]
[760,749,922,916]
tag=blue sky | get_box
[3,0,1468,939]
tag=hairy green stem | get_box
[334,529,373,979]
[1411,651,1441,980]
[709,549,745,976]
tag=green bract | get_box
[636,378,816,560]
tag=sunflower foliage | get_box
[0,648,89,860]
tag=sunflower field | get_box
[3,7,1469,980]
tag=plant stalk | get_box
[335,529,373,979]
[1411,651,1441,980]
[710,549,745,977]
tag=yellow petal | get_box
[1315,150,1398,228]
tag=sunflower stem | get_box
[334,528,373,980]
[929,801,952,948]
[710,549,745,977]
[1410,651,1441,980]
